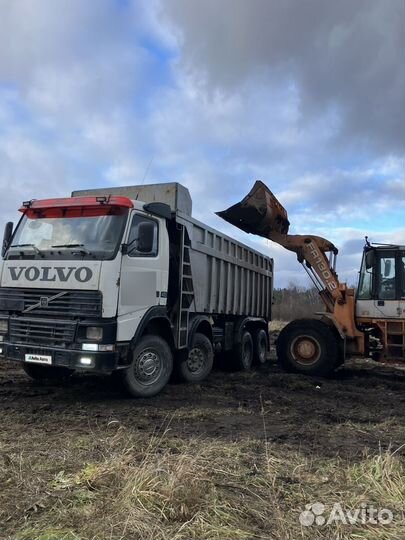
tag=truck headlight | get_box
[82,343,99,351]
[86,326,103,340]
[82,343,115,352]
[0,320,8,334]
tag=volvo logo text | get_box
[8,266,93,283]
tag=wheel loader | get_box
[218,181,405,375]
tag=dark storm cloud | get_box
[163,0,405,154]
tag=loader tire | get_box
[277,318,340,376]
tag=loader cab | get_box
[356,245,405,319]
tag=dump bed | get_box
[177,211,273,319]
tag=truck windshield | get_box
[7,207,128,260]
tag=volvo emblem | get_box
[23,291,68,313]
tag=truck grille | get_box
[0,288,102,318]
[9,317,76,345]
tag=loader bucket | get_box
[216,180,290,239]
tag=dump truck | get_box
[0,183,273,397]
[218,181,405,375]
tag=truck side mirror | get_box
[384,259,392,277]
[2,221,13,257]
[365,250,375,270]
[137,222,155,254]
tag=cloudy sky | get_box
[0,0,403,287]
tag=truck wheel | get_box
[178,333,214,383]
[22,364,74,380]
[253,328,269,365]
[234,330,254,371]
[277,319,339,376]
[122,335,173,398]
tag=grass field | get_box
[1,331,404,539]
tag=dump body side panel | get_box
[176,212,273,319]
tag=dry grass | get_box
[2,420,404,540]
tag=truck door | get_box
[117,213,169,340]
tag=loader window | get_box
[378,255,396,300]
[357,255,372,300]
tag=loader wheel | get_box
[253,328,269,365]
[178,333,214,383]
[121,335,173,398]
[277,319,340,376]
[234,331,254,371]
[23,364,74,380]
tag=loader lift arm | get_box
[262,231,340,313]
[217,181,364,349]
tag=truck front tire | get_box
[276,318,340,376]
[178,333,214,383]
[122,335,173,398]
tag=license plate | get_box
[25,353,52,365]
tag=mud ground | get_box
[1,354,404,462]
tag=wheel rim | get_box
[290,335,321,366]
[187,347,205,374]
[133,348,162,385]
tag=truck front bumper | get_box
[1,342,119,373]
